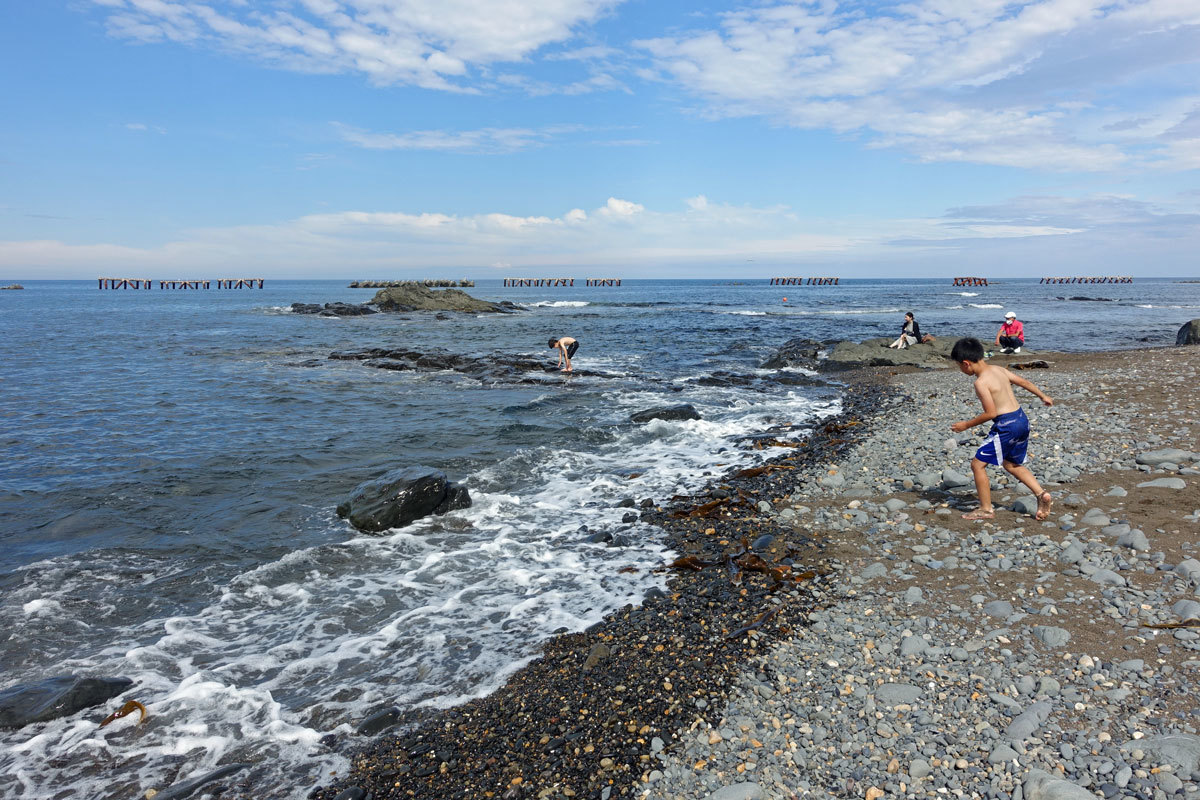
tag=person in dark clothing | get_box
[889,312,923,349]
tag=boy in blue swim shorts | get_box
[949,337,1055,521]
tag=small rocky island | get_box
[292,283,515,317]
[1,284,24,290]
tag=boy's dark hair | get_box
[950,337,985,363]
[906,311,914,318]
[548,338,559,348]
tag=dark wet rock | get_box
[433,484,472,515]
[332,789,366,800]
[0,675,133,728]
[692,371,758,388]
[328,346,620,384]
[1057,296,1114,302]
[336,466,471,534]
[291,302,376,316]
[358,706,403,735]
[152,763,251,800]
[761,337,823,369]
[823,336,960,369]
[630,404,702,423]
[370,284,507,313]
[1178,318,1200,345]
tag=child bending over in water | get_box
[949,337,1054,521]
[548,336,579,372]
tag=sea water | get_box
[1,277,1197,798]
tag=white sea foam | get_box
[953,292,980,297]
[524,300,590,308]
[969,303,1003,309]
[775,307,903,316]
[0,378,838,800]
[725,310,767,316]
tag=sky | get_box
[2,0,1199,279]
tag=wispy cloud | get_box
[124,122,166,134]
[90,0,627,90]
[333,122,588,153]
[8,191,1197,277]
[637,1,1200,171]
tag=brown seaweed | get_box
[733,464,795,479]
[727,605,783,639]
[99,700,148,728]
[667,555,718,571]
[1142,620,1200,630]
[671,497,730,519]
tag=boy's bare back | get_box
[973,363,1022,417]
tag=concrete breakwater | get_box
[348,279,475,288]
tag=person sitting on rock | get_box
[548,336,579,372]
[995,311,1024,353]
[889,312,923,349]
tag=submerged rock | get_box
[337,466,471,533]
[152,763,252,800]
[291,302,377,317]
[760,337,823,369]
[0,675,133,728]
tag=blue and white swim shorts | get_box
[974,408,1030,466]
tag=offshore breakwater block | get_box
[337,466,471,534]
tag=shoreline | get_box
[310,345,1199,800]
[307,365,894,800]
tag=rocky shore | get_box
[311,345,1199,800]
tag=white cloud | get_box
[7,192,1197,277]
[686,194,708,210]
[637,1,1200,171]
[91,0,627,89]
[598,197,643,217]
[333,122,586,153]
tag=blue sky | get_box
[2,0,1199,278]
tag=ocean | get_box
[2,277,1197,798]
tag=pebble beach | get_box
[317,344,1200,800]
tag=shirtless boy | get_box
[949,337,1054,521]
[548,336,579,372]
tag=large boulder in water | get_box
[0,675,133,728]
[371,284,507,313]
[630,404,701,423]
[337,466,471,533]
[1177,319,1200,345]
[761,337,823,369]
